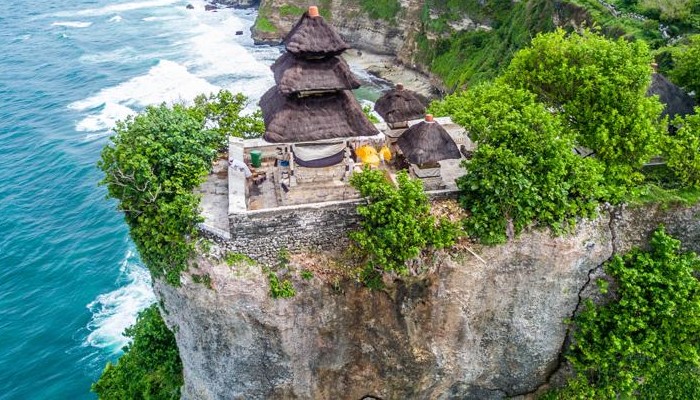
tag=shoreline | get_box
[342,50,442,99]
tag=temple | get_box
[197,6,472,243]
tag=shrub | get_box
[431,82,604,243]
[92,304,183,400]
[666,109,700,188]
[349,169,460,276]
[548,227,700,398]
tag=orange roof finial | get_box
[425,114,434,122]
[308,6,319,17]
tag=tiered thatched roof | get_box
[284,10,349,57]
[648,73,696,120]
[271,52,360,95]
[374,84,429,123]
[397,116,461,165]
[260,88,379,143]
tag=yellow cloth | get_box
[379,146,392,162]
[356,145,380,166]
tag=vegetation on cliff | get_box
[349,169,460,284]
[544,227,700,398]
[98,91,262,285]
[432,29,700,244]
[431,82,604,244]
[92,304,183,400]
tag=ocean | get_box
[0,1,389,398]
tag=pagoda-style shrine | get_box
[259,6,378,179]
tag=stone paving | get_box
[198,157,230,235]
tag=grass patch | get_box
[225,251,256,266]
[254,16,277,33]
[360,0,401,21]
[279,4,304,17]
[191,273,212,289]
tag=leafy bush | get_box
[189,90,265,141]
[92,304,183,400]
[99,92,257,285]
[670,34,700,95]
[431,82,604,244]
[548,227,700,398]
[502,29,666,192]
[349,169,460,276]
[360,0,401,21]
[666,109,700,188]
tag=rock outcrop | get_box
[154,202,700,399]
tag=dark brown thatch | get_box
[271,52,360,95]
[397,121,461,165]
[374,86,429,123]
[259,88,379,143]
[284,12,349,57]
[648,73,696,120]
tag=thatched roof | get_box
[648,73,695,120]
[397,119,461,165]
[271,52,360,95]
[284,11,349,57]
[259,88,379,143]
[374,85,429,123]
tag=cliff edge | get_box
[154,202,700,399]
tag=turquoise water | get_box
[0,1,387,397]
[0,1,280,398]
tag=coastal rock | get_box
[157,202,700,399]
[211,0,260,8]
[186,4,194,10]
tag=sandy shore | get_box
[343,50,439,98]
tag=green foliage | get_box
[279,4,304,17]
[666,110,700,188]
[189,90,264,141]
[431,82,604,244]
[267,270,296,298]
[224,251,256,266]
[502,29,666,192]
[300,269,313,280]
[360,0,401,21]
[92,304,183,400]
[362,104,380,123]
[99,92,256,285]
[98,104,219,285]
[254,16,277,33]
[670,34,700,94]
[552,227,700,398]
[349,169,460,276]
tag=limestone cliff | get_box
[155,202,700,399]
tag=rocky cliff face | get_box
[154,202,700,399]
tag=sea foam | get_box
[85,250,155,354]
[51,21,93,28]
[70,60,219,133]
[55,0,180,17]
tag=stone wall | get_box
[224,199,363,264]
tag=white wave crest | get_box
[84,250,155,354]
[55,0,180,17]
[142,16,182,22]
[70,60,219,133]
[51,21,93,28]
[108,15,123,23]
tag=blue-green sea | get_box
[0,1,283,398]
[0,1,389,397]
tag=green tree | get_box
[189,90,265,141]
[430,82,604,244]
[92,304,183,400]
[349,169,460,277]
[671,34,700,95]
[502,29,666,192]
[551,227,700,398]
[666,109,700,187]
[99,103,223,284]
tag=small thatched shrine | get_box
[374,83,429,129]
[647,73,696,121]
[397,114,461,190]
